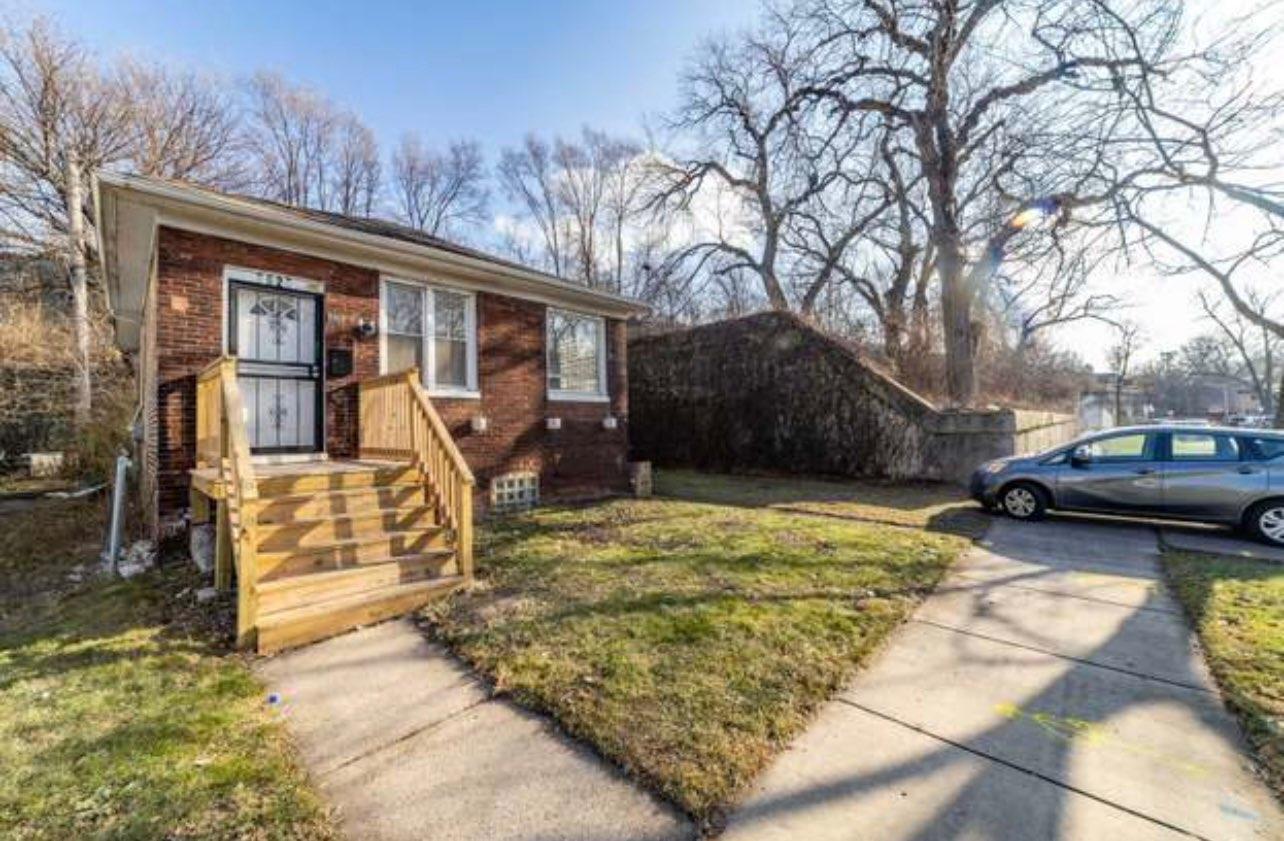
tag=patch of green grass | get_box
[1164,551,1283,800]
[0,501,337,840]
[431,496,969,823]
[655,468,985,535]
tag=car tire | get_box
[1247,499,1284,546]
[999,482,1048,522]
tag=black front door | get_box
[227,280,324,454]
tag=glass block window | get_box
[382,280,477,394]
[490,472,539,514]
[547,309,605,398]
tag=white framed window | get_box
[380,278,479,397]
[547,308,608,402]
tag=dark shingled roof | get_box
[177,180,573,286]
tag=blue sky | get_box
[18,0,758,150]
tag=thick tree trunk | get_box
[66,153,92,427]
[936,235,976,406]
[1275,370,1284,429]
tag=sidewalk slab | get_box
[257,618,692,841]
[841,622,1278,841]
[722,517,1284,841]
[256,618,487,775]
[323,697,690,841]
[921,574,1209,688]
[723,699,1177,841]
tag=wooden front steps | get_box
[257,576,464,654]
[195,460,467,654]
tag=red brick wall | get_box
[153,226,629,521]
[435,294,630,502]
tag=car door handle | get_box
[1133,467,1156,475]
[1238,466,1259,475]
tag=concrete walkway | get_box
[256,619,692,841]
[722,516,1284,841]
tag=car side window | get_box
[1246,437,1284,461]
[1170,433,1239,462]
[1086,433,1153,462]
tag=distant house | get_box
[1078,374,1152,430]
[94,173,646,651]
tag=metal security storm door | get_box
[227,279,324,453]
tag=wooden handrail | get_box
[196,356,260,648]
[359,369,475,583]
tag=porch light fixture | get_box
[546,417,562,431]
[602,415,618,430]
[470,415,489,433]
[354,318,378,339]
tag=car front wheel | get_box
[1249,500,1284,546]
[1000,482,1048,521]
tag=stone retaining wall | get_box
[629,312,1078,484]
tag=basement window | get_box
[490,472,539,514]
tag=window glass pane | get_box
[1088,434,1148,460]
[548,310,602,394]
[386,283,423,335]
[432,290,468,341]
[1172,433,1238,461]
[386,334,422,373]
[431,290,470,389]
[434,338,468,388]
[1249,437,1284,460]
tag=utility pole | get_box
[66,151,92,426]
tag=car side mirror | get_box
[1070,445,1092,467]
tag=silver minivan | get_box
[970,425,1284,545]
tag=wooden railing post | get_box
[457,473,474,584]
[197,356,261,648]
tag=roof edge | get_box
[95,171,650,320]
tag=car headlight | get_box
[983,461,1007,475]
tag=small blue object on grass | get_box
[267,693,281,706]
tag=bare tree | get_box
[1109,4,1284,424]
[0,18,132,420]
[1108,321,1144,425]
[0,18,132,252]
[243,72,379,214]
[498,134,571,277]
[331,117,380,217]
[390,135,488,236]
[498,129,652,288]
[1197,290,1279,416]
[116,60,245,187]
[657,15,866,312]
[793,0,1180,406]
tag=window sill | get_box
[548,391,610,404]
[428,389,482,401]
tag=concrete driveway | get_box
[1159,520,1284,563]
[722,515,1283,841]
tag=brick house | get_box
[94,173,646,651]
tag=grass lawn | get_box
[430,486,972,825]
[0,499,337,840]
[655,468,985,535]
[1164,551,1284,800]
